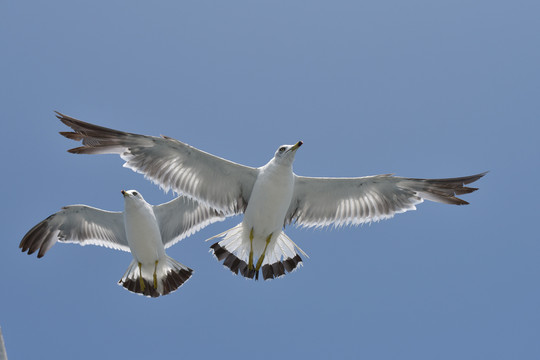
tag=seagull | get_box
[20,189,224,297]
[57,112,486,281]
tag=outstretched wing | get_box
[285,173,486,228]
[153,196,226,249]
[20,205,128,258]
[57,112,259,215]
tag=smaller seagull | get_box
[20,190,224,297]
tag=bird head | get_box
[273,141,303,166]
[121,189,144,201]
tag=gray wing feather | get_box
[57,112,258,215]
[20,205,128,258]
[153,197,226,249]
[286,172,486,228]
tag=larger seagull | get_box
[57,112,486,281]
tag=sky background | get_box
[1,1,539,359]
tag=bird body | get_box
[20,190,224,296]
[245,157,295,237]
[218,145,301,279]
[123,191,165,263]
[120,190,176,296]
[57,112,486,281]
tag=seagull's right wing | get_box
[153,196,226,249]
[285,173,486,229]
[20,205,128,258]
[58,112,258,215]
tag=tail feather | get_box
[119,256,193,297]
[209,223,304,281]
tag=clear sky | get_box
[2,1,539,359]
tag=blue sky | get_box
[1,1,539,359]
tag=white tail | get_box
[118,256,192,297]
[209,223,306,280]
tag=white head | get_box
[121,189,146,203]
[273,141,303,166]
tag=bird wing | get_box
[153,196,226,249]
[57,112,259,215]
[20,205,128,258]
[285,172,486,228]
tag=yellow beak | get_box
[290,141,303,151]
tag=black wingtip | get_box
[465,171,488,184]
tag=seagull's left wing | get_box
[20,205,128,258]
[285,173,486,228]
[57,112,258,215]
[153,196,226,249]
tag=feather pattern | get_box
[20,205,128,258]
[286,173,486,228]
[57,112,258,215]
[153,196,226,249]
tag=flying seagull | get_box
[57,112,486,281]
[20,189,224,297]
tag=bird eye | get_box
[132,192,138,196]
[279,147,286,152]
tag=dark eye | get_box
[279,147,286,152]
[132,192,138,196]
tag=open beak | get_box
[290,141,303,152]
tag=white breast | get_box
[243,161,295,235]
[123,201,165,263]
